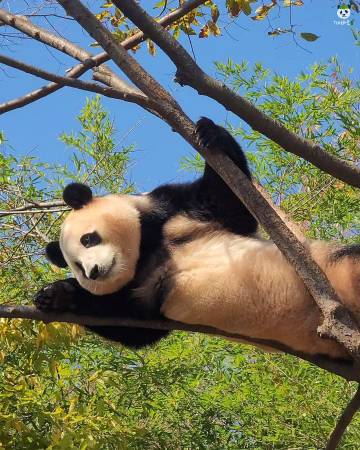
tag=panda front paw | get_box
[34,280,78,312]
[196,117,228,149]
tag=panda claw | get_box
[195,117,227,150]
[34,280,77,312]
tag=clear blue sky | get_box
[1,1,359,191]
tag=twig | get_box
[0,208,69,217]
[0,199,65,213]
[0,54,152,108]
[325,385,360,450]
[0,8,135,95]
[114,0,360,189]
[5,213,46,264]
[0,0,206,114]
[29,216,51,243]
[0,304,358,382]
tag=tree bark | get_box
[0,304,358,382]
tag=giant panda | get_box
[34,118,360,361]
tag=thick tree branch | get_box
[325,385,360,450]
[0,54,152,109]
[0,0,206,114]
[114,0,360,189]
[0,304,358,382]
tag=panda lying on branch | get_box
[34,118,360,361]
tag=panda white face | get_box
[58,194,143,295]
[337,6,351,19]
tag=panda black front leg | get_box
[196,117,251,179]
[34,278,82,313]
[34,279,169,348]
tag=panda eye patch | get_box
[80,231,101,248]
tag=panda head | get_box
[337,4,351,18]
[46,183,143,295]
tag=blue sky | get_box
[0,1,359,191]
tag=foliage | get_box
[58,96,134,196]
[0,329,359,450]
[94,0,360,53]
[1,86,360,449]
[183,58,360,243]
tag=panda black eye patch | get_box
[80,231,101,248]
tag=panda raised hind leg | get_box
[195,117,258,236]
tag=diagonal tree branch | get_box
[114,0,360,189]
[0,304,358,382]
[0,57,101,115]
[0,54,153,109]
[0,0,206,114]
[325,385,360,450]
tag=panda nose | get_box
[89,264,99,280]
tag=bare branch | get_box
[325,385,360,450]
[0,54,152,108]
[0,0,206,114]
[0,200,65,214]
[29,216,51,243]
[0,208,69,217]
[114,0,360,189]
[0,303,358,382]
[0,7,135,95]
[0,8,88,60]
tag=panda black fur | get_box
[34,118,360,360]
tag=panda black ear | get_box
[63,183,92,210]
[45,241,68,268]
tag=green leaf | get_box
[300,32,320,42]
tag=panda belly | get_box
[161,233,348,359]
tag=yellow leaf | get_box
[240,0,252,16]
[95,11,110,21]
[110,16,121,27]
[207,20,221,36]
[211,5,220,23]
[251,0,277,20]
[115,8,123,19]
[147,40,156,56]
[71,324,82,340]
[227,0,241,17]
[199,24,210,38]
[283,0,303,6]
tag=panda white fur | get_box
[34,118,360,362]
